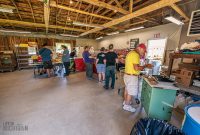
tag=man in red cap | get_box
[123,43,152,112]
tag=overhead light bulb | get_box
[70,0,73,4]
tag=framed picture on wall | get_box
[130,38,139,49]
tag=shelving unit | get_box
[15,46,37,70]
[167,53,200,95]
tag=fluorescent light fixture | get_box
[0,8,13,13]
[124,26,144,32]
[60,34,79,38]
[165,16,184,25]
[107,31,119,36]
[0,5,15,13]
[73,22,104,28]
[0,29,31,34]
[96,37,103,40]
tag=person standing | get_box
[123,43,152,113]
[70,48,77,72]
[82,46,93,80]
[61,45,70,76]
[96,47,106,83]
[39,43,53,78]
[103,44,118,89]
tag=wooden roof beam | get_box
[44,0,50,33]
[0,19,86,32]
[79,0,129,14]
[50,1,113,20]
[10,0,22,20]
[170,3,190,22]
[80,0,181,36]
[129,0,133,13]
[114,0,123,9]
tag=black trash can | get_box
[130,118,185,135]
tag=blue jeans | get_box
[105,66,116,88]
[85,63,93,79]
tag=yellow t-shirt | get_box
[125,51,140,75]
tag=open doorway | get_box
[147,38,167,75]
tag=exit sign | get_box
[154,33,160,38]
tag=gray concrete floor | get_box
[0,70,183,135]
[0,70,146,135]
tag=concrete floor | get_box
[0,70,146,135]
[0,70,183,135]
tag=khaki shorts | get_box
[124,74,138,96]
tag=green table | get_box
[141,78,179,121]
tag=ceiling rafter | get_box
[50,1,113,20]
[114,0,123,9]
[44,0,50,33]
[170,3,190,22]
[2,12,15,30]
[79,0,129,14]
[80,0,181,36]
[26,0,37,31]
[10,0,22,20]
[129,0,133,13]
[0,19,86,32]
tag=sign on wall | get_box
[130,38,139,49]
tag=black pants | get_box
[63,62,70,76]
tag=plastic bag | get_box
[130,118,184,135]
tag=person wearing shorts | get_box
[123,44,148,113]
[39,43,53,78]
[96,47,106,82]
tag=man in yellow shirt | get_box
[123,44,149,112]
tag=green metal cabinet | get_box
[141,79,177,121]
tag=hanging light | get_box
[96,37,103,40]
[124,26,145,32]
[107,31,119,36]
[165,16,184,25]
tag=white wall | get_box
[76,39,98,49]
[97,23,182,66]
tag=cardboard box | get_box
[180,69,194,87]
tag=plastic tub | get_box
[182,104,200,135]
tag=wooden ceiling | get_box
[0,0,196,39]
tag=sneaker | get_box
[123,101,125,106]
[103,86,109,90]
[123,105,136,113]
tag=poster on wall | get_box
[130,38,139,49]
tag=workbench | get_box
[141,78,179,121]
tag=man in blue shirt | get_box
[61,45,70,76]
[82,46,93,79]
[39,43,53,77]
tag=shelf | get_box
[17,54,32,57]
[17,58,29,60]
[18,62,29,65]
[176,84,200,96]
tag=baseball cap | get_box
[137,43,147,52]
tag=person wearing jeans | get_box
[61,45,70,76]
[103,44,118,89]
[82,46,93,79]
